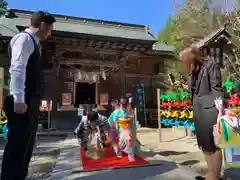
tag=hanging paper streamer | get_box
[227,93,240,106]
[0,110,8,137]
[160,90,190,102]
[160,110,194,128]
[214,97,240,167]
[224,80,233,93]
[218,111,240,167]
[159,89,194,131]
[0,79,9,90]
[179,90,189,100]
[0,124,8,137]
[223,79,240,94]
[161,118,195,130]
[161,100,191,108]
[215,108,240,148]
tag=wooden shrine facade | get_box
[0,9,174,129]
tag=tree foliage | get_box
[0,0,7,16]
[157,0,238,90]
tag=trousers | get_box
[1,95,40,180]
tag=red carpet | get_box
[80,146,149,170]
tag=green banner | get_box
[0,79,9,90]
[133,84,145,121]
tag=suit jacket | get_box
[188,60,224,108]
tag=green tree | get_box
[157,0,233,91]
[157,16,179,46]
[157,15,183,91]
[0,0,7,16]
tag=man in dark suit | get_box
[1,11,55,180]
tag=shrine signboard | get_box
[133,84,146,124]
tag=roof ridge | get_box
[8,8,147,31]
[0,9,156,42]
[55,18,147,32]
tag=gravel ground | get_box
[0,135,67,180]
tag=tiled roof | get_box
[192,26,231,48]
[0,9,155,41]
[0,9,174,52]
[152,42,175,52]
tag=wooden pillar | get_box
[50,43,60,129]
[95,82,99,105]
[157,88,162,142]
[119,57,126,97]
[51,60,60,129]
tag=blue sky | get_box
[7,0,175,35]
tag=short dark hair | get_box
[87,111,98,123]
[31,11,56,28]
[119,97,127,105]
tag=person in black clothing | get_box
[74,109,108,152]
[180,46,223,180]
[74,108,89,150]
[1,11,55,180]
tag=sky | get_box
[6,0,175,35]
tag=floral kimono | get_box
[107,108,123,146]
[107,107,136,161]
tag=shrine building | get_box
[0,9,174,129]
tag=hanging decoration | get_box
[0,110,8,137]
[222,79,240,107]
[75,70,104,83]
[223,79,240,94]
[224,79,233,93]
[0,79,9,90]
[158,90,194,131]
[212,79,240,167]
[214,97,240,168]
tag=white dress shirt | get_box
[9,28,40,103]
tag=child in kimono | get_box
[118,117,135,161]
[107,98,136,161]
